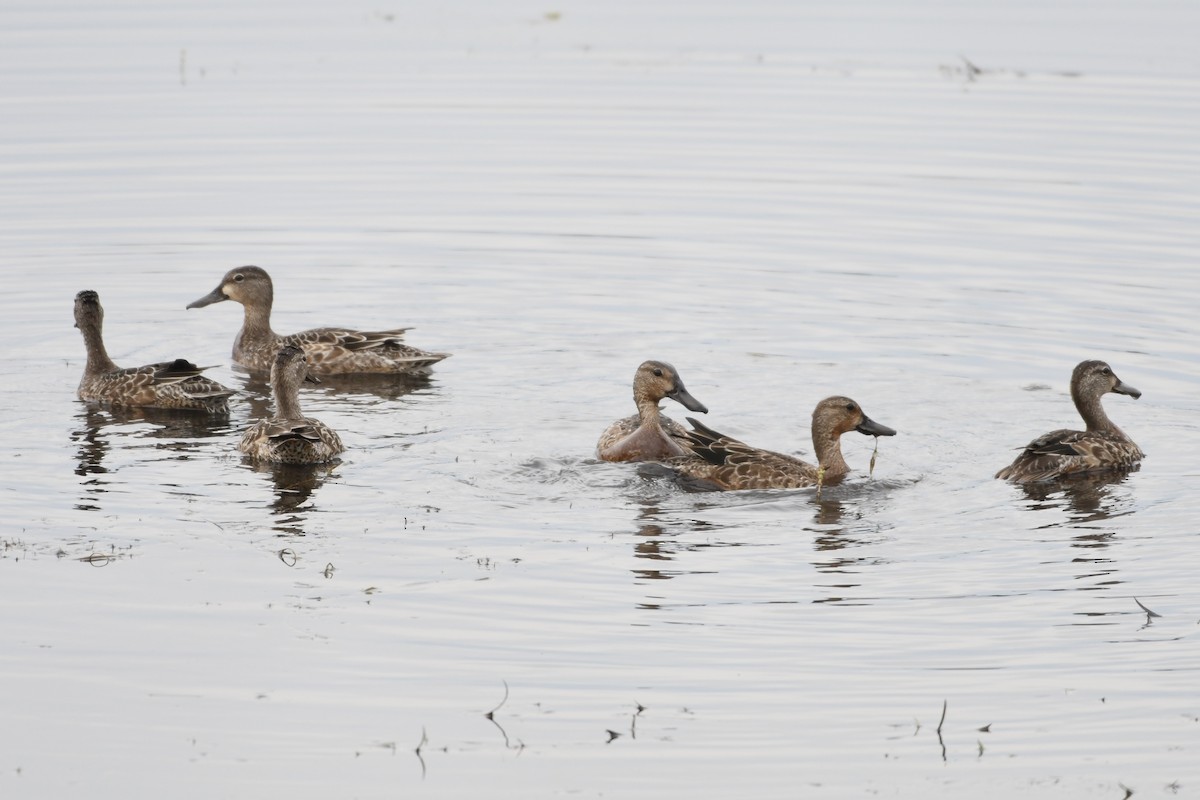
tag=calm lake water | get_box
[2,1,1199,797]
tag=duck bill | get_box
[668,384,708,414]
[186,286,228,309]
[304,373,321,385]
[856,415,896,437]
[1113,379,1141,399]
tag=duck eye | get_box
[1101,367,1112,375]
[846,403,856,412]
[233,274,244,282]
[653,368,663,377]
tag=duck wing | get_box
[141,360,235,399]
[282,327,448,371]
[261,419,326,444]
[998,428,1144,481]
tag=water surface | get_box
[2,1,1199,798]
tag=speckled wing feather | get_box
[675,418,819,490]
[280,327,447,373]
[660,415,691,441]
[150,360,236,399]
[83,359,233,411]
[996,428,1145,482]
[239,417,344,465]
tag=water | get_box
[2,1,1199,797]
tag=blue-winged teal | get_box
[671,396,896,490]
[74,290,234,413]
[596,360,709,462]
[187,266,449,375]
[238,346,345,464]
[996,360,1144,482]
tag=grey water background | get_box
[2,1,1199,797]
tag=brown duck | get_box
[596,360,709,462]
[238,346,345,464]
[74,290,234,413]
[187,265,449,375]
[671,396,896,490]
[996,359,1144,482]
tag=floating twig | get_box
[414,728,428,779]
[485,680,509,720]
[1134,598,1161,618]
[485,681,524,750]
[959,54,983,80]
[488,713,513,749]
[869,437,879,478]
[936,700,948,762]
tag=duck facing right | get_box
[671,396,896,491]
[996,359,1144,483]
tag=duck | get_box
[74,290,234,413]
[187,265,449,375]
[995,359,1144,482]
[238,345,345,464]
[670,396,896,490]
[596,360,709,462]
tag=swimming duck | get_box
[995,359,1144,482]
[596,360,709,462]
[238,345,345,464]
[671,396,896,490]
[187,265,449,375]
[74,290,234,413]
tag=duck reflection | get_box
[805,485,890,584]
[632,523,672,577]
[626,483,892,605]
[628,503,721,588]
[1017,468,1138,526]
[1015,471,1138,593]
[811,494,847,527]
[236,369,434,406]
[247,461,339,535]
[70,405,233,511]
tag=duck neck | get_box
[812,421,850,477]
[273,376,305,420]
[79,319,118,374]
[1073,387,1122,437]
[634,392,664,429]
[240,294,275,345]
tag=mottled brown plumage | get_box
[670,396,896,490]
[596,360,709,462]
[187,265,449,375]
[74,290,234,413]
[238,346,344,464]
[996,359,1144,482]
